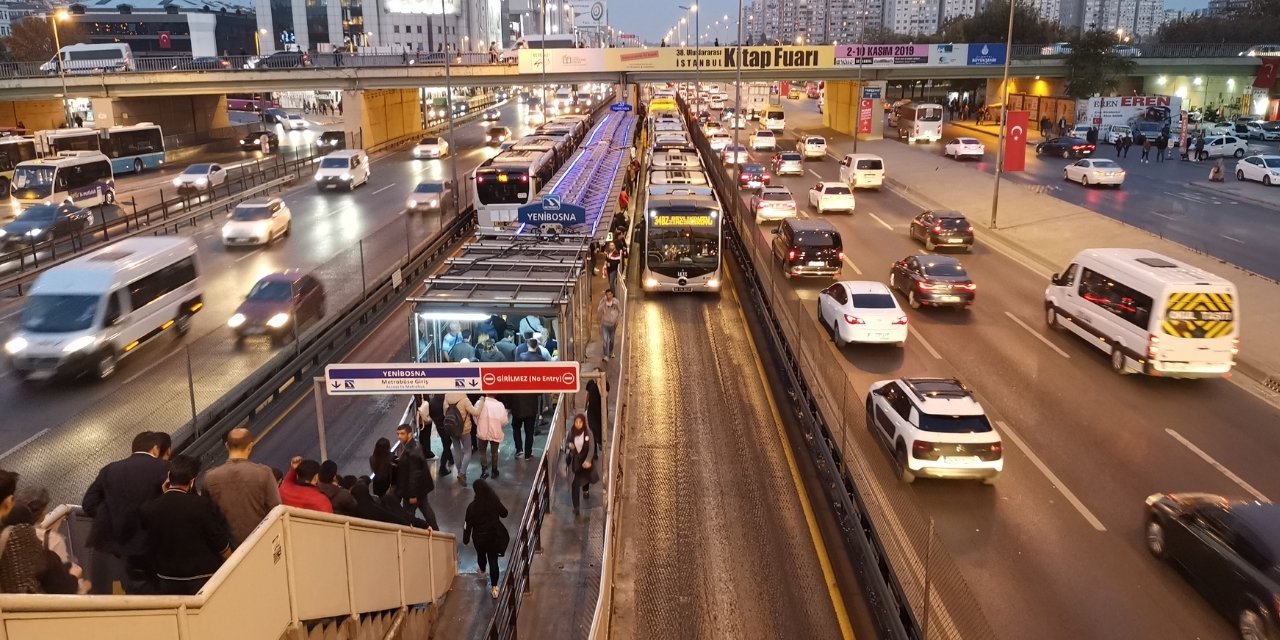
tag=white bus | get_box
[40,43,135,75]
[4,236,203,381]
[0,137,38,197]
[34,128,100,157]
[640,185,723,294]
[1044,248,1238,378]
[8,152,115,212]
[893,102,944,144]
[99,123,166,174]
[472,147,561,228]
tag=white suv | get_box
[749,129,777,151]
[808,182,855,214]
[865,377,1003,484]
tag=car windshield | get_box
[824,186,852,195]
[646,226,719,271]
[797,230,839,246]
[917,413,994,433]
[419,137,440,145]
[780,153,802,161]
[923,262,967,277]
[487,128,507,135]
[762,191,791,201]
[743,164,765,174]
[20,294,99,333]
[288,114,302,120]
[13,205,58,221]
[183,164,211,175]
[247,280,293,301]
[415,182,444,193]
[917,106,943,122]
[855,159,883,170]
[11,165,54,195]
[806,138,825,144]
[231,205,272,221]
[936,217,969,230]
[851,293,896,308]
[1091,160,1120,168]
[319,158,350,169]
[1265,158,1280,168]
[755,131,774,137]
[959,138,979,144]
[726,145,745,152]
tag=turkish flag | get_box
[1003,110,1029,173]
[1254,56,1278,89]
[158,31,172,49]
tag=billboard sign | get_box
[605,46,834,72]
[519,48,605,73]
[967,43,1006,66]
[835,44,930,67]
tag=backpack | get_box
[441,401,465,439]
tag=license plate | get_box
[945,238,962,243]
[808,261,826,267]
[938,295,960,302]
[941,456,980,465]
[672,287,692,293]
[243,327,265,335]
[870,332,890,340]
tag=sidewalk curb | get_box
[882,175,1280,389]
[1184,180,1280,212]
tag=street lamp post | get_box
[49,9,73,127]
[678,5,698,100]
[254,27,269,56]
[442,0,460,223]
[852,6,866,153]
[988,0,1017,230]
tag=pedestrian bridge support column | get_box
[0,99,65,131]
[88,95,231,133]
[342,88,420,150]
[822,80,887,142]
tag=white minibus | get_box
[8,151,115,212]
[4,237,203,381]
[1044,248,1238,378]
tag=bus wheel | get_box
[104,190,116,205]
[133,158,144,173]
[94,349,117,380]
[0,178,8,197]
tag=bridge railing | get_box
[1011,42,1254,58]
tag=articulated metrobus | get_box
[35,128,100,156]
[99,123,166,174]
[640,185,723,293]
[0,137,38,197]
[472,147,560,228]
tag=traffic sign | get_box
[324,362,580,395]
[610,102,633,112]
[517,194,586,225]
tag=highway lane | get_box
[920,120,1280,279]
[717,110,1279,640]
[0,102,534,501]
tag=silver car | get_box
[751,186,798,223]
[773,151,805,176]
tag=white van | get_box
[41,43,135,75]
[4,236,202,381]
[1044,248,1238,378]
[9,151,115,211]
[838,154,885,189]
[314,150,370,191]
[763,108,786,132]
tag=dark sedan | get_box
[909,209,974,252]
[239,130,280,150]
[1036,136,1095,158]
[1145,493,1280,640]
[171,56,230,71]
[738,163,771,190]
[228,271,326,346]
[257,51,311,68]
[890,254,976,309]
[0,202,92,249]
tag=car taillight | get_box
[892,316,909,325]
[1147,335,1160,358]
[1231,338,1240,356]
[957,282,977,291]
[763,173,771,183]
[917,281,937,290]
[476,176,484,183]
[520,175,528,183]
[966,224,974,233]
[844,314,864,325]
[912,440,934,456]
[933,224,943,233]
[787,249,797,262]
[837,250,845,261]
[990,441,1003,458]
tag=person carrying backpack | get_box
[442,393,483,485]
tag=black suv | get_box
[239,130,279,150]
[909,209,974,252]
[890,254,976,309]
[772,218,843,280]
[315,130,346,151]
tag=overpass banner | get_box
[519,49,606,73]
[604,46,835,72]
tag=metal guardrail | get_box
[1010,42,1257,58]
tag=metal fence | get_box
[0,51,504,80]
[682,113,999,639]
[1011,42,1254,58]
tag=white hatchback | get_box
[223,196,292,247]
[818,281,908,347]
[809,182,855,214]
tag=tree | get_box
[0,16,89,63]
[939,0,1067,44]
[1064,30,1135,99]
[1155,0,1280,44]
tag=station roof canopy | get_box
[409,234,591,312]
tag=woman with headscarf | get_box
[350,480,426,528]
[463,479,509,599]
[368,438,396,500]
[564,413,600,516]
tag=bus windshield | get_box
[917,106,943,122]
[20,294,100,333]
[11,165,54,197]
[476,170,530,205]
[647,209,720,271]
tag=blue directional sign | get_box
[610,102,633,112]
[518,194,587,225]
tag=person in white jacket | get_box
[443,391,482,485]
[475,392,509,480]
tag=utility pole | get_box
[989,0,1017,230]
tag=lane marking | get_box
[0,306,24,321]
[234,248,262,263]
[867,212,894,231]
[372,182,397,196]
[1220,234,1244,245]
[808,168,824,179]
[1004,311,1071,359]
[0,428,50,461]
[1152,211,1175,220]
[912,328,943,359]
[726,267,857,640]
[1166,428,1270,503]
[997,420,1107,531]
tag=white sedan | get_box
[284,114,308,130]
[1236,154,1280,185]
[808,182,855,214]
[173,163,228,192]
[1064,158,1126,187]
[818,281,908,347]
[707,132,733,152]
[412,136,449,159]
[722,144,750,165]
[943,137,985,160]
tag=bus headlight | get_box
[62,335,96,353]
[267,313,291,328]
[227,313,246,328]
[644,277,658,289]
[706,278,720,289]
[4,336,28,355]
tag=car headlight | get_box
[340,173,352,181]
[172,177,184,187]
[26,227,44,237]
[314,175,323,181]
[227,313,246,328]
[4,336,27,355]
[428,199,439,207]
[266,312,290,328]
[406,198,418,208]
[62,335,96,353]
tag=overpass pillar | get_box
[89,96,230,134]
[342,89,419,151]
[0,99,65,131]
[822,80,887,141]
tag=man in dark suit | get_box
[140,455,231,595]
[394,424,437,529]
[82,431,170,594]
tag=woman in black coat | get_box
[463,479,509,599]
[565,413,600,516]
